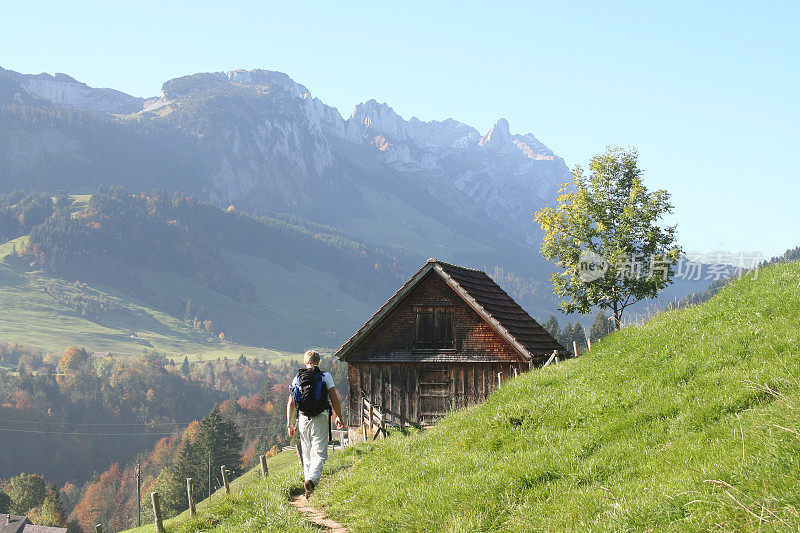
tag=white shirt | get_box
[292,371,335,391]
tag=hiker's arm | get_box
[328,388,344,428]
[286,393,296,436]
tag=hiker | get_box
[287,349,344,498]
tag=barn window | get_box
[415,307,454,350]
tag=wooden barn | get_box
[335,259,567,435]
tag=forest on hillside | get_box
[0,191,54,242]
[0,339,347,532]
[0,101,212,194]
[16,188,412,335]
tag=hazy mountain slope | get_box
[0,191,408,356]
[0,236,371,357]
[0,102,212,194]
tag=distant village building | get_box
[90,352,112,359]
[335,259,566,434]
[0,514,67,533]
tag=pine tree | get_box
[27,487,67,528]
[589,309,614,342]
[571,323,587,351]
[180,356,191,376]
[167,405,243,513]
[559,322,587,352]
[196,406,244,481]
[543,315,560,341]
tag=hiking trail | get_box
[289,492,349,533]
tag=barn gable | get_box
[341,271,526,363]
[336,259,564,363]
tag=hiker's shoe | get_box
[304,480,315,499]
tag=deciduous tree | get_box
[2,473,46,515]
[534,147,681,329]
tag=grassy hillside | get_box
[313,260,800,531]
[0,234,370,359]
[118,260,800,532]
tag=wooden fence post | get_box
[573,341,578,357]
[587,337,592,350]
[221,465,230,495]
[513,367,518,378]
[369,402,374,432]
[187,477,196,516]
[151,491,164,532]
[95,525,103,533]
[497,372,501,387]
[259,454,269,478]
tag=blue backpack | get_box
[292,367,329,417]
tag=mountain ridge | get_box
[0,66,570,246]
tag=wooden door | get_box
[418,364,451,425]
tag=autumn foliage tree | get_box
[57,346,89,375]
[70,463,132,532]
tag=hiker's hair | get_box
[303,350,321,366]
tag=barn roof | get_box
[0,515,67,533]
[335,259,566,362]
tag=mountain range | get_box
[0,67,567,247]
[0,66,708,351]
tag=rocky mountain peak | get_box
[349,100,406,137]
[0,67,143,114]
[479,117,512,151]
[347,100,481,149]
[225,69,311,99]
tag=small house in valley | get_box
[335,259,566,435]
[0,514,67,533]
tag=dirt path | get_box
[289,492,349,532]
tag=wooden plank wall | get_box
[349,361,529,427]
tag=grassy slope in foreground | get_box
[316,261,800,531]
[123,450,312,533]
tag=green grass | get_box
[311,261,800,531]
[123,451,313,533]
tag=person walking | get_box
[287,350,344,498]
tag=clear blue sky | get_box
[2,1,798,258]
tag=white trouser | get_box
[298,411,329,484]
